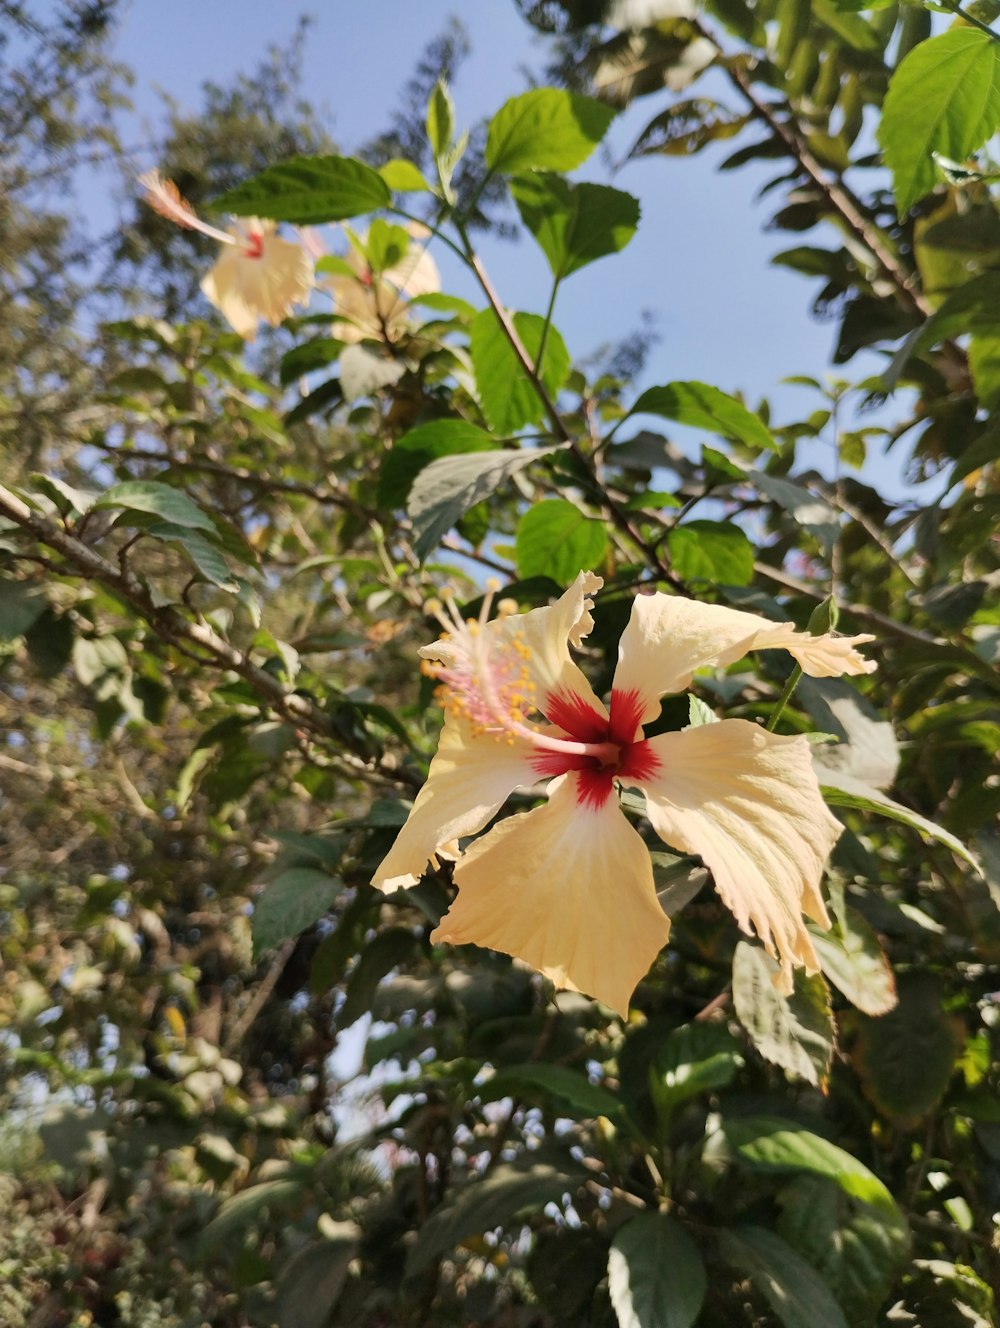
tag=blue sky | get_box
[99,1,926,494]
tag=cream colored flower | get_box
[373,575,876,1016]
[323,226,440,344]
[139,171,313,340]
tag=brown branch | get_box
[0,481,418,789]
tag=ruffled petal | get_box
[434,773,670,1017]
[613,591,875,725]
[629,718,837,993]
[372,716,536,892]
[421,571,608,726]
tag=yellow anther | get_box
[497,598,518,617]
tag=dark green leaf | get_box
[94,480,218,534]
[628,98,747,158]
[482,1063,623,1120]
[648,1022,743,1130]
[252,869,343,957]
[470,309,571,433]
[511,174,640,279]
[879,29,1000,214]
[212,154,390,223]
[274,1227,359,1328]
[718,1226,849,1328]
[609,1212,707,1328]
[379,419,495,508]
[0,580,48,640]
[516,499,607,585]
[485,89,614,174]
[338,928,420,1029]
[748,470,839,557]
[631,381,775,450]
[199,1179,305,1252]
[667,520,754,586]
[145,522,238,590]
[732,942,834,1086]
[279,336,344,386]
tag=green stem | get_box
[766,664,803,733]
[535,276,560,379]
[936,0,1000,42]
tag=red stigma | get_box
[531,686,660,809]
[242,231,265,260]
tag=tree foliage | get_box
[1,2,999,1326]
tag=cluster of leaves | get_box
[1,1,999,1325]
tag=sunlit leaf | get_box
[486,88,614,174]
[212,154,391,222]
[516,498,607,585]
[609,1212,707,1328]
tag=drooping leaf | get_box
[199,1179,305,1251]
[511,174,640,279]
[809,909,896,1017]
[470,309,571,433]
[879,28,1000,215]
[516,499,607,585]
[212,154,391,222]
[630,381,776,450]
[800,676,900,792]
[338,928,422,1029]
[0,580,48,640]
[609,1212,707,1328]
[667,521,755,586]
[252,869,343,957]
[748,470,839,558]
[94,480,218,534]
[408,446,563,560]
[718,1225,849,1328]
[485,88,615,174]
[732,942,834,1087]
[144,522,239,590]
[406,1155,586,1274]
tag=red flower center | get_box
[242,231,265,260]
[531,687,660,809]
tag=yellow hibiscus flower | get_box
[322,226,440,344]
[139,171,313,340]
[373,573,876,1016]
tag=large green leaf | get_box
[470,309,571,433]
[213,154,391,222]
[667,520,754,586]
[515,499,607,585]
[485,88,614,174]
[630,381,776,450]
[648,1022,743,1134]
[608,1212,707,1328]
[274,1226,360,1328]
[879,28,1000,214]
[94,480,218,534]
[732,942,834,1087]
[406,1155,586,1274]
[252,868,343,957]
[718,1226,849,1328]
[511,174,640,280]
[379,419,495,508]
[408,446,562,559]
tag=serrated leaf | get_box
[94,481,217,534]
[630,381,776,450]
[879,28,1000,215]
[809,908,896,1017]
[252,869,343,957]
[732,942,834,1087]
[482,1063,623,1120]
[406,1155,586,1274]
[213,154,390,223]
[687,694,718,727]
[609,1212,707,1328]
[718,1226,849,1328]
[667,520,754,586]
[470,309,571,433]
[515,499,607,585]
[379,419,495,508]
[818,768,982,873]
[408,447,561,560]
[486,88,615,174]
[511,174,640,280]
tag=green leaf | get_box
[427,78,455,157]
[482,1063,624,1120]
[0,580,48,640]
[732,942,834,1087]
[470,309,571,433]
[854,970,962,1127]
[516,499,607,586]
[609,1212,707,1328]
[630,381,776,450]
[648,1022,743,1131]
[687,694,718,727]
[274,1228,359,1328]
[252,869,343,957]
[748,470,839,558]
[94,481,218,534]
[279,335,344,386]
[379,419,495,508]
[28,474,97,517]
[819,768,983,873]
[212,154,391,223]
[338,928,420,1029]
[379,158,432,193]
[628,98,747,159]
[809,909,897,1017]
[408,447,562,560]
[970,332,1000,412]
[145,522,238,590]
[199,1178,305,1251]
[667,521,754,586]
[339,344,406,400]
[485,88,615,174]
[718,1226,850,1328]
[511,174,640,280]
[879,28,1000,215]
[721,1115,900,1216]
[406,1155,586,1274]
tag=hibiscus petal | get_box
[433,773,670,1017]
[372,716,537,892]
[613,592,875,725]
[201,222,313,340]
[629,718,837,993]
